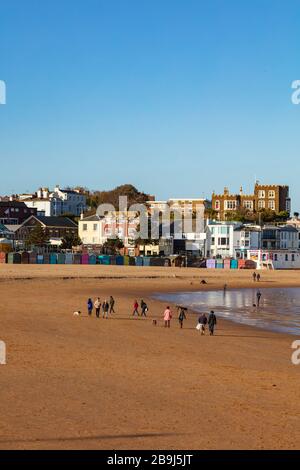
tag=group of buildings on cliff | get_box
[1,181,300,269]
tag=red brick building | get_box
[0,201,37,225]
[212,184,290,220]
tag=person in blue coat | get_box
[87,298,93,316]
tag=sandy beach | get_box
[0,265,300,450]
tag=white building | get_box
[206,222,240,258]
[23,186,86,217]
[79,211,139,248]
[247,249,300,270]
[79,214,107,246]
[52,186,86,216]
[206,222,261,259]
[234,225,261,259]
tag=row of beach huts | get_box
[0,252,256,269]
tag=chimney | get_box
[43,188,49,199]
[37,188,43,199]
[240,186,243,195]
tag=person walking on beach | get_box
[256,290,262,307]
[208,310,217,336]
[164,306,172,328]
[94,297,101,318]
[102,300,109,319]
[141,300,148,317]
[109,296,115,314]
[87,298,93,316]
[197,313,207,335]
[257,273,261,282]
[253,272,257,282]
[133,300,139,317]
[178,307,187,329]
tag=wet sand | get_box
[0,265,300,450]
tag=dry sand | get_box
[0,265,299,450]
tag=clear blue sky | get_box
[0,0,299,208]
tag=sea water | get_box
[154,288,300,335]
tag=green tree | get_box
[204,208,218,220]
[26,225,49,247]
[61,233,82,249]
[102,237,124,255]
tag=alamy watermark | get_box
[0,341,6,365]
[0,80,6,105]
[96,196,205,241]
[291,80,300,105]
[291,340,300,365]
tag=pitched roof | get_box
[81,214,103,222]
[23,215,78,228]
[0,201,28,208]
[0,223,12,232]
[37,216,78,227]
[57,188,81,195]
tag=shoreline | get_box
[1,265,300,339]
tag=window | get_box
[93,224,98,231]
[258,190,265,198]
[219,226,229,235]
[245,240,250,247]
[224,200,236,210]
[211,237,215,245]
[243,201,253,210]
[218,237,229,246]
[285,254,289,261]
[268,190,275,198]
[215,200,220,210]
[274,254,278,261]
[292,254,295,262]
[83,224,87,231]
[268,200,275,210]
[258,200,265,209]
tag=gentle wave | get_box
[154,288,300,335]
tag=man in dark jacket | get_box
[141,300,148,317]
[109,296,115,313]
[208,310,217,336]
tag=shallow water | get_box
[154,288,300,335]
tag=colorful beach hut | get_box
[0,252,7,264]
[65,253,73,265]
[43,253,50,264]
[50,253,57,265]
[230,259,238,269]
[29,252,37,264]
[21,252,30,264]
[206,259,216,269]
[88,254,96,265]
[57,253,66,265]
[37,254,44,264]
